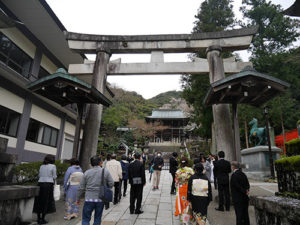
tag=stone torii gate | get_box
[65,26,258,169]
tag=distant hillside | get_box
[148,90,182,106]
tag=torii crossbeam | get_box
[65,26,258,169]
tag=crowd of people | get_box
[32,150,250,225]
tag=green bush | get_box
[275,155,300,171]
[285,138,300,156]
[14,160,69,184]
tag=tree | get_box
[238,0,300,148]
[181,0,236,139]
[127,119,169,146]
[241,0,300,68]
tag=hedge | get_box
[14,160,69,184]
[285,138,300,156]
[275,155,300,171]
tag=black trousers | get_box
[130,184,143,212]
[218,183,230,210]
[234,201,250,225]
[114,182,120,203]
[119,179,128,199]
[171,173,176,193]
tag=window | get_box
[38,66,49,78]
[26,118,58,147]
[0,32,33,78]
[0,105,20,137]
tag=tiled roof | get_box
[146,109,188,119]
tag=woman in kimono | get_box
[63,158,83,220]
[187,163,212,225]
[174,157,194,224]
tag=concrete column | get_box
[79,50,110,171]
[206,45,235,161]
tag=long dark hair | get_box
[43,154,55,164]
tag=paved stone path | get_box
[77,171,181,225]
[41,170,277,225]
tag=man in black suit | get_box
[213,151,231,211]
[169,152,178,194]
[128,153,146,214]
[230,161,250,225]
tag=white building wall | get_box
[30,104,61,129]
[0,87,24,113]
[24,141,56,155]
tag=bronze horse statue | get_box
[249,118,267,146]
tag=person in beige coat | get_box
[106,154,122,204]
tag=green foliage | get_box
[14,160,69,184]
[236,0,300,147]
[181,0,236,139]
[241,0,300,59]
[285,138,300,157]
[193,0,235,33]
[148,91,182,107]
[275,155,300,171]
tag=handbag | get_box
[53,181,60,201]
[99,168,113,202]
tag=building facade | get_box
[0,0,84,162]
[145,109,189,152]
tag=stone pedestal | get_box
[0,137,39,224]
[241,146,281,180]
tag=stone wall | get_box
[250,196,300,225]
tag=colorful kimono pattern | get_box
[174,166,194,224]
[63,166,83,220]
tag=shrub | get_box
[275,155,300,196]
[285,138,300,156]
[275,155,300,171]
[14,160,69,184]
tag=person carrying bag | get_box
[99,168,113,202]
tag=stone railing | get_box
[250,196,300,225]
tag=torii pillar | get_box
[79,50,110,171]
[206,45,235,161]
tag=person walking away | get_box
[200,156,212,182]
[187,163,212,224]
[142,152,147,166]
[152,152,164,190]
[213,151,231,211]
[169,152,178,195]
[174,157,194,224]
[103,154,111,168]
[231,161,250,225]
[127,153,134,163]
[106,154,122,204]
[128,153,146,214]
[207,154,215,183]
[33,154,57,224]
[213,155,218,189]
[76,156,114,225]
[63,158,83,220]
[120,155,129,197]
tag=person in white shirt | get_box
[105,154,122,204]
[33,154,57,224]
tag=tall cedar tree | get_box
[239,0,300,143]
[181,0,236,139]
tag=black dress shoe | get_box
[226,208,230,211]
[40,219,48,224]
[135,210,144,214]
[130,211,134,214]
[215,207,224,212]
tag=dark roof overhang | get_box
[28,69,112,107]
[204,67,290,107]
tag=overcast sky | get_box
[47,0,295,99]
